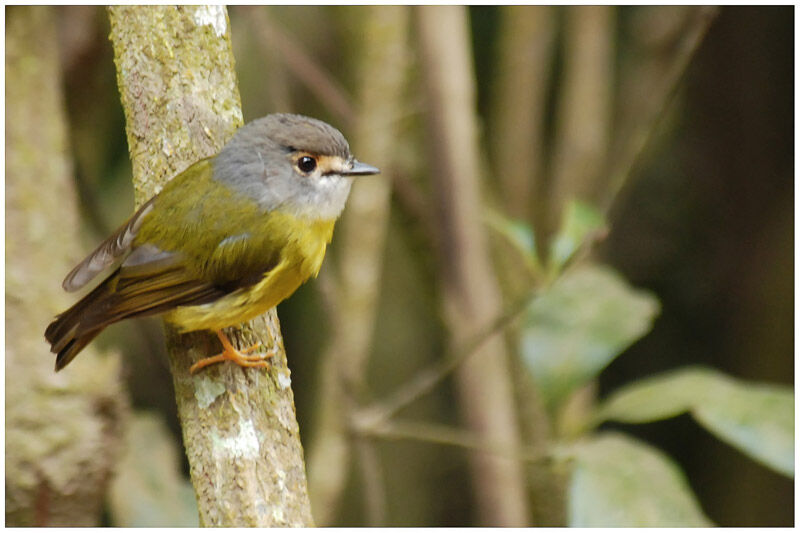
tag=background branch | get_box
[353,289,535,428]
[602,6,719,214]
[306,6,411,525]
[489,5,555,225]
[416,5,530,526]
[362,419,550,464]
[245,7,354,127]
[549,5,614,234]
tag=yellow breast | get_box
[166,218,336,332]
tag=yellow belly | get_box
[165,219,335,332]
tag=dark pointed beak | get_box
[344,160,380,176]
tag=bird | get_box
[45,113,379,373]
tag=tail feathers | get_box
[45,274,114,371]
[51,330,102,371]
[45,262,225,371]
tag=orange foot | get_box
[189,329,275,374]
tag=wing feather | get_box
[62,197,156,292]
[73,247,226,334]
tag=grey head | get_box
[213,113,379,220]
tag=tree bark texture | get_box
[107,6,313,526]
[5,6,127,526]
[416,6,531,527]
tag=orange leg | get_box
[189,329,275,374]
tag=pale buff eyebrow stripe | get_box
[293,153,348,176]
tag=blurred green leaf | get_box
[519,264,660,408]
[484,207,540,273]
[695,379,794,477]
[595,366,716,423]
[109,412,199,527]
[566,432,712,527]
[595,367,794,477]
[550,200,606,272]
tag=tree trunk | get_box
[5,5,127,526]
[107,6,313,526]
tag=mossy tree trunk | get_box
[5,6,127,526]
[107,6,313,526]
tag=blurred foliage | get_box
[520,264,660,410]
[596,367,794,477]
[30,4,793,527]
[565,432,712,527]
[549,200,606,273]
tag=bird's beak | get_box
[343,160,380,176]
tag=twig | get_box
[360,419,551,465]
[352,288,537,442]
[602,6,719,214]
[489,6,556,223]
[354,437,387,526]
[244,7,355,126]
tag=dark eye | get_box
[297,156,317,174]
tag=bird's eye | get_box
[296,156,317,174]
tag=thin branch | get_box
[244,6,355,126]
[549,5,615,234]
[354,437,387,526]
[352,289,536,429]
[360,419,551,465]
[602,6,719,214]
[489,6,556,223]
